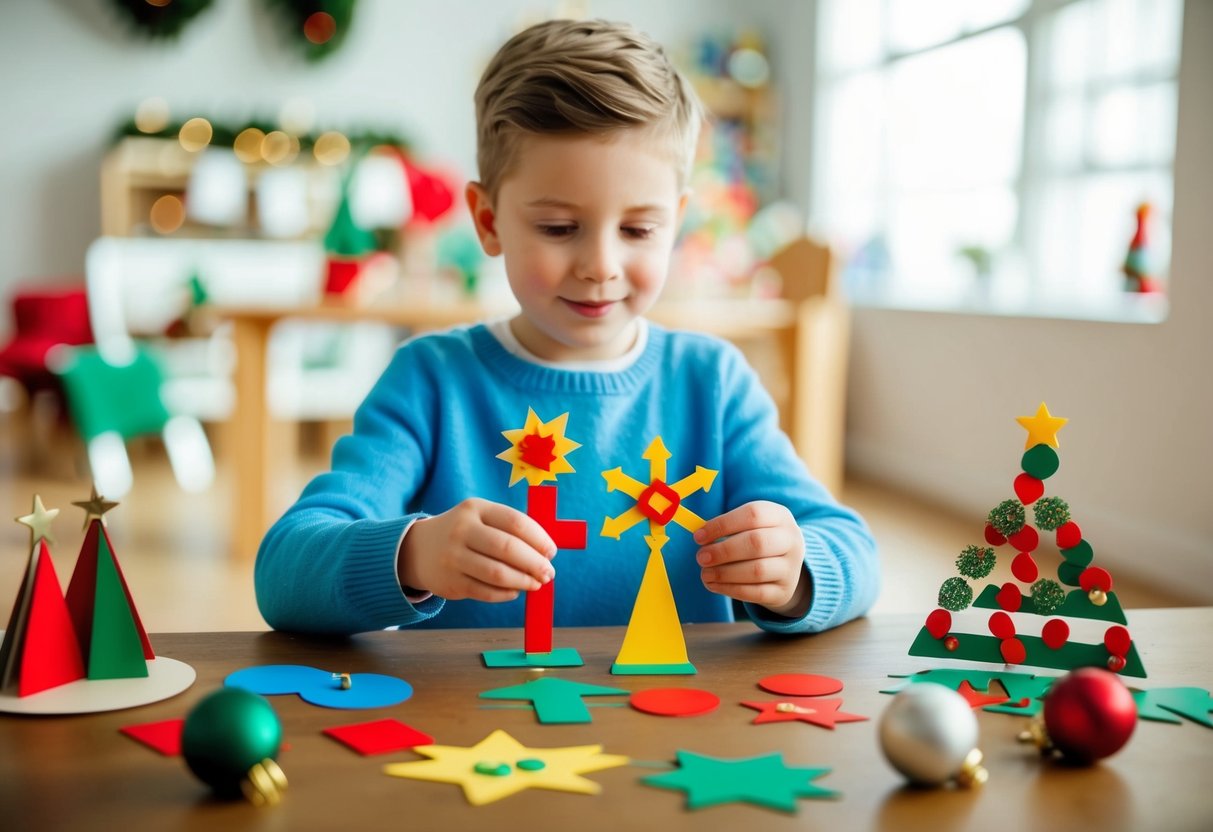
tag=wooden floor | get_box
[0,417,1197,633]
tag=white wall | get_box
[776,1,1213,601]
[0,0,753,330]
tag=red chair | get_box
[0,286,94,396]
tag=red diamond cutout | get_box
[637,480,681,525]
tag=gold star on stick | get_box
[71,486,119,530]
[16,494,59,547]
[1016,402,1068,449]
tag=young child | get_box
[256,18,879,636]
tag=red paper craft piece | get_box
[11,541,87,696]
[1001,637,1027,664]
[518,432,557,471]
[742,697,868,729]
[957,680,1011,709]
[925,609,952,639]
[984,523,1007,546]
[1013,474,1044,505]
[1104,626,1131,657]
[1056,521,1082,550]
[757,673,844,698]
[636,480,681,526]
[995,583,1022,613]
[630,687,720,717]
[1080,566,1113,593]
[323,719,435,756]
[1011,552,1039,583]
[1042,619,1070,649]
[1007,525,1039,552]
[120,718,184,756]
[988,611,1016,640]
[523,485,587,654]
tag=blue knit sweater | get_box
[255,323,879,635]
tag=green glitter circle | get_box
[955,545,996,579]
[474,761,511,777]
[1022,445,1060,479]
[516,758,546,771]
[1033,496,1071,531]
[1031,579,1067,615]
[987,499,1026,536]
[938,577,974,612]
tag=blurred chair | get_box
[0,286,94,399]
[48,343,214,498]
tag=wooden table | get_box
[2,609,1209,831]
[219,295,847,557]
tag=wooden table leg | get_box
[228,315,275,557]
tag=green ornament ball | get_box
[938,577,974,612]
[1031,579,1067,616]
[182,688,283,798]
[1033,496,1071,531]
[955,545,996,580]
[987,499,1026,537]
[1022,444,1060,479]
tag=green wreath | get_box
[263,0,358,62]
[107,0,215,39]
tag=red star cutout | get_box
[741,697,868,729]
[518,432,557,471]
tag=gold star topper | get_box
[71,486,119,530]
[1016,402,1068,449]
[16,494,59,547]
[497,408,581,487]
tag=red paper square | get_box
[322,719,434,756]
[120,718,184,756]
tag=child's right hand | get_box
[398,499,557,602]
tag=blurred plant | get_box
[107,0,214,39]
[957,245,994,280]
[263,0,358,62]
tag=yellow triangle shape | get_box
[614,540,689,666]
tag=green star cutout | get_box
[643,750,837,813]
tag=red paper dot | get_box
[995,582,1022,612]
[1013,473,1045,505]
[1008,525,1040,552]
[925,609,952,640]
[1056,521,1082,549]
[1000,637,1027,664]
[988,611,1016,640]
[984,523,1007,546]
[1041,618,1070,649]
[1011,551,1039,583]
[630,688,720,717]
[757,673,843,697]
[1080,566,1113,593]
[1104,626,1132,657]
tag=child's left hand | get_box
[693,500,809,617]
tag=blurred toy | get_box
[1123,202,1163,293]
[182,687,287,805]
[879,684,987,788]
[1020,667,1137,764]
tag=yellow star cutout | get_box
[497,408,582,487]
[16,494,59,546]
[1016,402,1068,449]
[71,486,119,530]
[383,729,629,805]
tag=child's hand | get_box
[693,500,809,617]
[399,499,556,602]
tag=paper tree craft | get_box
[909,404,1147,677]
[1,489,155,697]
[482,409,588,669]
[601,437,717,675]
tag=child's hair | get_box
[474,18,704,198]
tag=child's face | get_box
[469,130,686,362]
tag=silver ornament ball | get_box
[879,684,983,786]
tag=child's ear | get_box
[466,182,502,256]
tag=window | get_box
[812,0,1183,320]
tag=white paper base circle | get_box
[0,656,196,715]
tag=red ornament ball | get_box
[944,636,959,651]
[1043,668,1137,763]
[1107,655,1127,673]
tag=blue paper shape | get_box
[225,664,413,709]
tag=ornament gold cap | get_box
[333,672,352,690]
[1088,589,1107,606]
[241,758,288,807]
[955,747,988,788]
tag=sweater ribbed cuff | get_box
[343,515,445,628]
[745,529,845,634]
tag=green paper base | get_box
[908,628,1147,678]
[611,661,697,676]
[481,648,583,668]
[972,585,1129,624]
